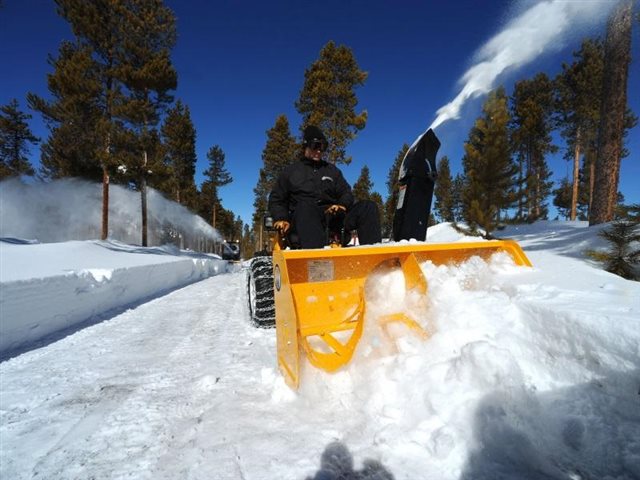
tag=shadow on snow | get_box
[305,441,395,480]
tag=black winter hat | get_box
[302,125,327,146]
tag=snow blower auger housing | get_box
[272,238,531,389]
[247,128,532,389]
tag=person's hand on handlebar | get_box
[325,204,346,215]
[273,220,290,233]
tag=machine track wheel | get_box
[247,256,276,328]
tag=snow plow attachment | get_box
[273,240,531,389]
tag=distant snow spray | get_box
[429,0,617,131]
[0,178,223,246]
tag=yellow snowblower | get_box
[246,129,532,389]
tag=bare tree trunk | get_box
[590,0,632,225]
[570,130,581,221]
[101,165,109,240]
[537,177,541,219]
[517,158,524,220]
[141,177,148,246]
[141,150,148,247]
[589,160,595,218]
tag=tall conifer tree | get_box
[510,73,556,221]
[434,156,454,222]
[0,99,38,179]
[51,0,137,239]
[555,39,604,221]
[252,115,296,249]
[462,87,516,236]
[201,145,233,231]
[553,177,573,220]
[451,173,465,222]
[116,0,177,246]
[591,0,634,225]
[161,100,197,204]
[28,41,104,180]
[352,165,373,201]
[32,0,157,239]
[295,41,367,165]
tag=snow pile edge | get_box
[0,257,229,355]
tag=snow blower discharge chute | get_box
[247,129,532,390]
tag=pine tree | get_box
[591,1,634,225]
[462,87,516,236]
[510,74,556,222]
[161,100,197,204]
[28,41,104,181]
[552,177,573,220]
[252,115,297,249]
[233,216,243,243]
[201,145,233,231]
[352,165,373,201]
[383,144,408,237]
[594,220,640,280]
[31,0,156,239]
[295,41,367,165]
[434,156,454,222]
[114,0,177,246]
[451,173,465,222]
[0,99,38,179]
[213,206,237,242]
[57,0,136,239]
[555,39,604,221]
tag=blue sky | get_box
[1,0,639,226]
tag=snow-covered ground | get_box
[1,221,639,480]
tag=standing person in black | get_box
[268,125,382,249]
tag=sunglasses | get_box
[308,139,327,152]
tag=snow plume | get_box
[429,0,616,130]
[0,178,222,246]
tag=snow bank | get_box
[0,239,229,356]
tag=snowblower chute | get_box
[273,239,531,389]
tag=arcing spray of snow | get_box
[0,178,222,246]
[429,0,616,130]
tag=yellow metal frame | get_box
[272,240,532,389]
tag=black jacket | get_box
[268,156,354,221]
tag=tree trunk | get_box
[141,150,148,247]
[590,0,632,225]
[517,158,524,220]
[101,166,109,240]
[589,160,595,218]
[570,130,581,221]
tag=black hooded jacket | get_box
[268,156,354,221]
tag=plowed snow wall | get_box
[0,258,228,355]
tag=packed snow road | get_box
[1,272,279,479]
